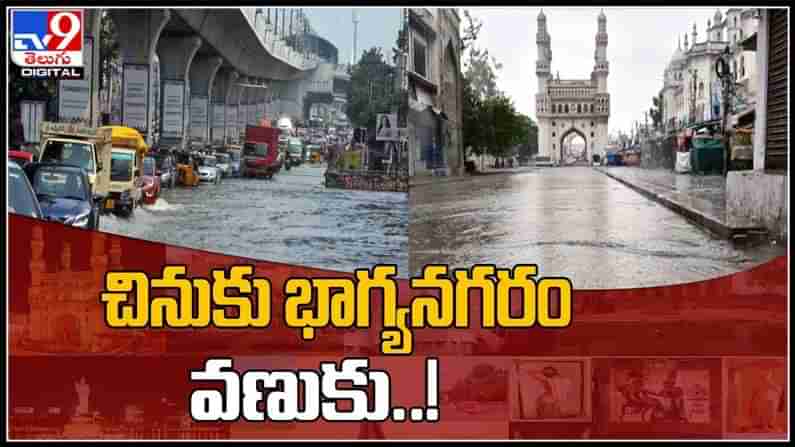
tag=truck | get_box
[38,121,113,200]
[102,126,149,217]
[241,125,280,179]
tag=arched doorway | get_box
[559,127,588,165]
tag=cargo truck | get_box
[241,125,280,179]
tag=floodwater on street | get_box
[101,164,409,274]
[409,167,783,289]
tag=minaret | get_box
[710,10,723,41]
[535,9,552,94]
[535,9,552,160]
[691,23,698,47]
[594,9,609,93]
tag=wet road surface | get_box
[102,164,409,273]
[409,167,783,288]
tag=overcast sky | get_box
[304,7,402,65]
[465,7,727,135]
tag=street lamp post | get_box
[715,46,736,177]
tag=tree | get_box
[462,76,485,158]
[460,9,503,159]
[345,47,400,131]
[464,48,503,100]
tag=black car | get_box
[24,163,102,230]
[8,161,43,219]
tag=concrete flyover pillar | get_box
[210,68,238,145]
[255,79,268,125]
[85,10,101,127]
[156,35,202,149]
[244,77,261,129]
[226,72,243,145]
[188,55,222,145]
[111,9,170,142]
[56,9,101,126]
[236,76,251,138]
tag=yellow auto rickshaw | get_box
[99,125,148,216]
[175,151,200,186]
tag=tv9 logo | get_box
[11,9,84,68]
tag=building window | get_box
[577,104,582,113]
[740,56,745,77]
[413,38,427,78]
[552,132,556,137]
[739,29,743,40]
[565,104,569,113]
[552,121,556,126]
[590,121,594,126]
[591,132,594,137]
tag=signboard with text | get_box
[11,8,85,80]
[122,64,149,133]
[57,37,92,121]
[190,96,208,142]
[161,80,185,139]
[211,103,225,144]
[227,105,239,143]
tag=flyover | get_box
[98,8,318,147]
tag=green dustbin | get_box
[690,138,725,175]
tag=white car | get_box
[198,155,221,184]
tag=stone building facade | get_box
[406,8,464,177]
[535,10,610,164]
[660,9,760,130]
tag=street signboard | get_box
[161,80,185,139]
[122,64,149,133]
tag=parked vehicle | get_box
[215,152,231,177]
[140,156,161,205]
[103,126,148,217]
[9,150,34,168]
[174,151,200,186]
[198,155,221,184]
[154,152,177,188]
[38,122,113,197]
[306,144,323,163]
[227,146,242,177]
[8,161,43,220]
[24,163,101,229]
[241,125,280,179]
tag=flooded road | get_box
[102,164,409,274]
[410,167,783,288]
